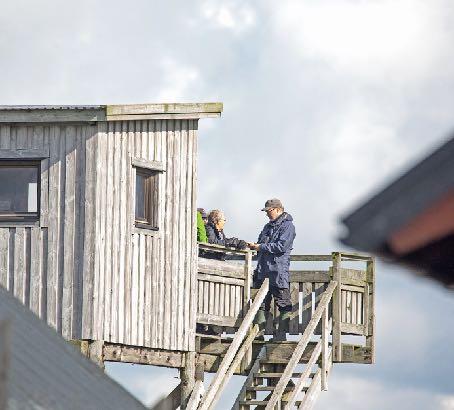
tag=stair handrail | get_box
[210,324,260,408]
[284,317,332,409]
[298,350,333,410]
[265,280,338,410]
[186,380,205,410]
[198,278,270,410]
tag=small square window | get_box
[0,161,40,220]
[135,167,159,230]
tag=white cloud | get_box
[201,1,256,33]
[272,0,454,82]
[156,58,201,102]
[440,395,454,410]
[318,375,454,410]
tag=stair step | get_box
[246,386,293,392]
[254,372,303,378]
[240,400,269,406]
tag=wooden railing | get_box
[196,243,254,329]
[196,249,375,363]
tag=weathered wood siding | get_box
[92,120,198,352]
[0,124,96,342]
[0,119,199,353]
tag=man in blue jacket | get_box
[249,198,296,341]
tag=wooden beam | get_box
[340,322,366,335]
[103,343,184,368]
[106,102,223,115]
[339,252,373,261]
[340,268,367,286]
[198,258,245,279]
[131,157,166,172]
[106,113,220,121]
[0,149,49,159]
[341,344,373,364]
[197,273,244,287]
[289,271,331,283]
[197,313,241,327]
[0,109,105,123]
[290,255,332,261]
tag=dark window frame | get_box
[134,167,159,231]
[0,160,41,222]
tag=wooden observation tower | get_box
[0,104,375,409]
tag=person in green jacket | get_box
[197,208,208,243]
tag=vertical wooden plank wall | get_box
[0,123,97,341]
[0,120,199,353]
[92,119,198,352]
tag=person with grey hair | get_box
[205,209,247,259]
[248,198,296,341]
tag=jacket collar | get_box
[268,212,288,226]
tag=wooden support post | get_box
[366,258,376,364]
[86,340,105,370]
[180,352,196,409]
[0,319,10,410]
[242,251,253,371]
[332,252,342,362]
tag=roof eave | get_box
[105,103,223,120]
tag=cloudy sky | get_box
[2,0,454,408]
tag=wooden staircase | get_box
[233,281,336,410]
[234,342,332,409]
[188,251,375,410]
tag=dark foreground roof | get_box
[340,134,454,286]
[0,287,147,409]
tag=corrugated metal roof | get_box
[0,105,103,110]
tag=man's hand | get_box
[248,242,260,250]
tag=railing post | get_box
[321,307,329,391]
[331,252,342,362]
[243,250,252,309]
[242,250,253,371]
[366,258,375,364]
